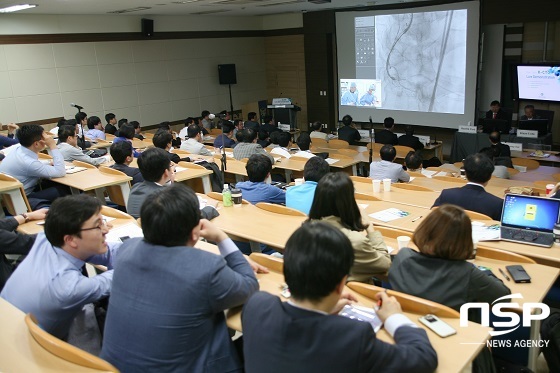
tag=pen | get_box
[499,268,511,281]
[411,216,422,222]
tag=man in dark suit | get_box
[433,153,504,220]
[337,114,361,145]
[375,117,398,145]
[398,125,424,150]
[485,100,509,121]
[242,222,438,373]
[489,131,511,158]
[109,141,143,186]
[519,104,541,121]
[260,115,281,134]
[244,112,260,132]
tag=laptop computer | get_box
[500,194,560,247]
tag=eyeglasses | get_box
[79,219,108,232]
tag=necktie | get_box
[492,112,497,119]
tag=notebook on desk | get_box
[500,194,560,247]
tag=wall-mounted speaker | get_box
[218,64,237,85]
[141,18,154,37]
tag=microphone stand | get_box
[368,116,374,164]
[76,106,86,150]
[220,133,227,181]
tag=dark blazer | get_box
[432,184,504,220]
[375,129,398,145]
[491,142,511,158]
[110,163,144,186]
[242,292,437,373]
[261,123,281,134]
[244,121,260,132]
[0,217,36,291]
[398,134,424,150]
[485,109,509,121]
[337,125,361,145]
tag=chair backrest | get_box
[100,205,135,220]
[512,157,540,170]
[453,161,463,169]
[142,132,154,140]
[330,153,352,160]
[431,175,467,184]
[171,149,190,156]
[476,246,536,264]
[249,252,284,272]
[464,209,493,221]
[289,156,311,162]
[336,148,359,156]
[177,161,206,171]
[328,139,350,149]
[99,166,130,207]
[347,282,460,318]
[38,152,53,160]
[206,191,249,205]
[354,193,381,201]
[72,160,97,169]
[210,128,222,136]
[311,137,328,146]
[506,167,519,176]
[393,145,415,158]
[105,134,116,141]
[407,171,426,178]
[25,313,119,372]
[374,226,413,239]
[256,202,306,217]
[392,183,434,192]
[0,172,32,214]
[350,175,371,184]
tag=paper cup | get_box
[372,179,381,193]
[546,184,555,195]
[295,178,304,186]
[383,178,391,192]
[397,236,411,249]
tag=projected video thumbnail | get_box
[340,79,382,107]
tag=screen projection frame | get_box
[514,64,560,103]
[335,1,480,129]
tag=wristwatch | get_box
[21,213,30,223]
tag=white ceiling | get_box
[2,0,424,16]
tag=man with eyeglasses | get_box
[179,124,212,156]
[1,194,119,340]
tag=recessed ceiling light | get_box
[0,4,37,13]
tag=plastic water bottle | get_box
[222,184,233,207]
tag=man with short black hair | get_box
[86,116,106,141]
[242,222,438,373]
[433,153,504,220]
[213,121,236,149]
[0,124,66,209]
[130,121,144,140]
[520,104,540,121]
[337,114,361,145]
[104,113,117,135]
[370,144,410,182]
[180,124,212,156]
[110,141,143,185]
[153,130,189,164]
[236,154,285,205]
[113,123,140,157]
[233,129,274,163]
[292,132,315,159]
[244,112,260,132]
[286,157,329,214]
[488,131,511,158]
[270,131,292,158]
[376,117,398,145]
[398,125,424,150]
[261,115,281,135]
[309,121,328,141]
[101,184,260,372]
[1,194,119,340]
[201,110,213,131]
[232,119,244,140]
[57,125,109,166]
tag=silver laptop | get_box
[500,194,560,247]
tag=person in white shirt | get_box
[85,116,106,141]
[309,121,328,141]
[57,125,109,166]
[178,117,195,141]
[292,132,316,159]
[270,132,293,159]
[370,144,410,183]
[180,124,212,156]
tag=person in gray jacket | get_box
[369,144,410,182]
[57,125,109,166]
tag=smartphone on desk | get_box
[419,314,457,338]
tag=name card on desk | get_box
[358,129,372,138]
[502,142,523,152]
[279,124,291,132]
[517,129,538,138]
[458,126,477,134]
[417,135,431,145]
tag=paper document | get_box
[65,166,88,174]
[106,223,143,243]
[325,158,339,165]
[369,208,410,222]
[174,166,187,173]
[472,224,501,241]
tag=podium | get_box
[267,98,300,130]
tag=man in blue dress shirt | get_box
[0,195,119,340]
[235,154,286,205]
[286,156,330,214]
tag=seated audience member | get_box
[75,112,88,138]
[57,125,109,166]
[370,144,411,183]
[286,156,329,214]
[236,154,285,205]
[266,130,280,149]
[261,115,281,135]
[0,209,47,290]
[520,104,540,121]
[244,111,260,131]
[376,117,398,145]
[104,113,117,135]
[309,121,328,141]
[130,121,144,140]
[389,205,509,372]
[432,153,503,220]
[113,123,141,157]
[308,172,390,282]
[178,117,195,140]
[101,184,260,372]
[235,129,243,143]
[127,148,175,219]
[337,115,361,145]
[232,119,244,140]
[201,110,213,131]
[479,147,510,179]
[85,116,106,141]
[158,121,182,148]
[0,122,19,148]
[180,124,212,156]
[49,118,65,135]
[270,131,293,158]
[213,121,237,149]
[404,151,428,176]
[398,125,424,150]
[153,130,191,164]
[109,141,144,185]
[0,124,66,209]
[242,222,438,373]
[292,132,315,159]
[257,130,270,148]
[489,131,511,158]
[233,129,275,163]
[1,195,119,339]
[117,118,128,130]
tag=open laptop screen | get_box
[501,194,560,233]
